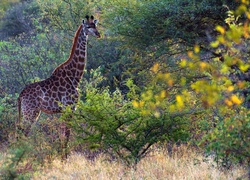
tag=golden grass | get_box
[33,146,246,180]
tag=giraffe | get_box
[17,15,100,157]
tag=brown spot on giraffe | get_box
[17,15,100,158]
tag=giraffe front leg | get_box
[59,123,71,160]
[64,126,71,159]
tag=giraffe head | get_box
[82,15,100,38]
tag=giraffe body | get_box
[18,75,78,123]
[18,16,100,133]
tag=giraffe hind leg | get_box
[22,109,41,136]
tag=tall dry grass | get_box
[33,145,246,180]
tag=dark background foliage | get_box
[0,0,249,177]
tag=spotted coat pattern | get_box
[18,17,100,129]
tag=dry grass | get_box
[33,146,246,180]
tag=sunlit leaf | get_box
[154,111,160,118]
[239,63,250,72]
[199,62,207,70]
[216,25,225,34]
[227,86,234,92]
[230,95,242,105]
[210,40,220,48]
[132,100,139,108]
[194,45,200,53]
[179,59,187,67]
[151,63,159,73]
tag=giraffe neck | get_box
[52,25,88,87]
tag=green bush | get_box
[0,31,69,95]
[0,115,65,179]
[202,107,250,168]
[0,0,40,39]
[0,94,17,144]
[61,71,192,166]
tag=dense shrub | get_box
[0,95,17,144]
[0,0,40,39]
[60,71,193,166]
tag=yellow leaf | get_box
[179,59,187,67]
[216,25,225,34]
[239,63,250,72]
[230,95,242,105]
[220,64,230,74]
[155,100,160,106]
[236,4,247,15]
[210,40,220,48]
[151,63,159,73]
[187,51,193,58]
[142,90,153,101]
[227,86,234,92]
[199,62,207,69]
[176,95,182,102]
[246,12,250,19]
[224,79,232,86]
[154,111,161,118]
[157,72,164,79]
[217,36,225,44]
[141,110,149,116]
[225,99,233,107]
[243,22,249,38]
[188,62,195,69]
[139,101,145,107]
[168,79,174,87]
[164,73,170,79]
[160,90,166,99]
[169,105,176,112]
[194,45,200,53]
[176,95,184,108]
[132,101,139,108]
[242,0,249,5]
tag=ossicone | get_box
[83,15,98,24]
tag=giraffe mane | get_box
[52,24,83,75]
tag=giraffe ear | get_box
[94,19,98,25]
